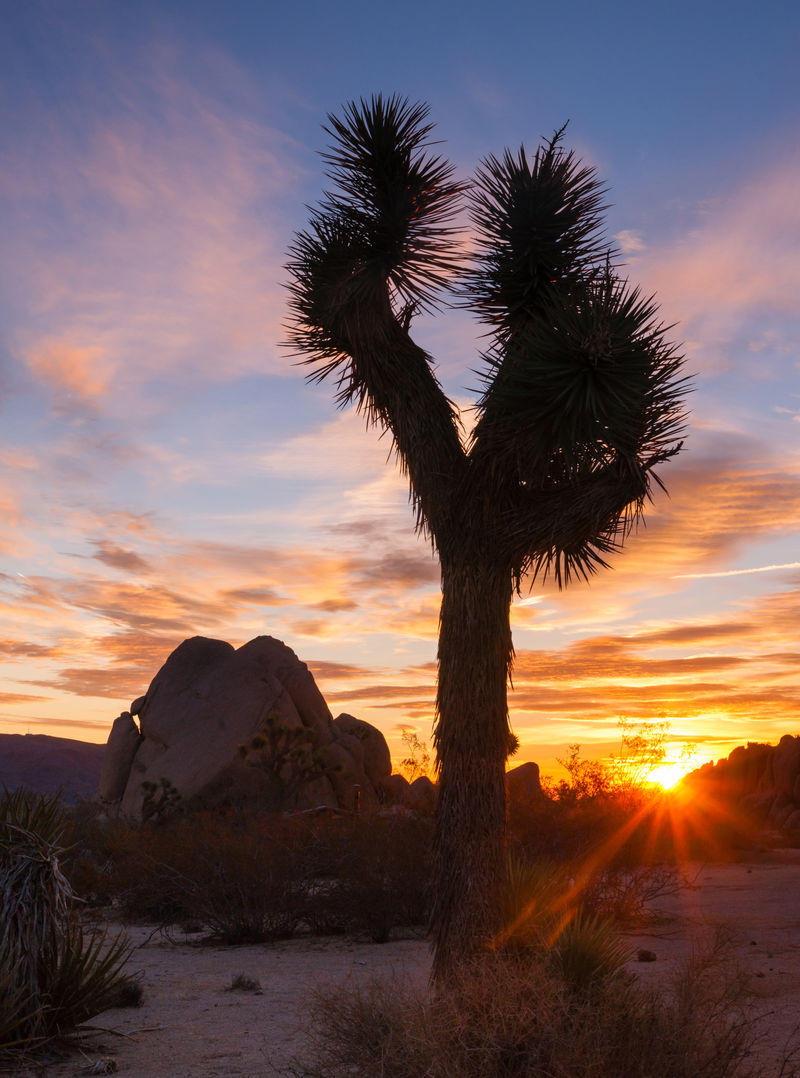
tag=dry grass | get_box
[288,933,798,1078]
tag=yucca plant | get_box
[549,907,632,993]
[500,853,564,950]
[0,789,135,1056]
[500,854,631,992]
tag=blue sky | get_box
[1,0,799,777]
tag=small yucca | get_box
[0,789,135,1056]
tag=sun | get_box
[649,759,693,790]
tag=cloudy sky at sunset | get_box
[1,0,799,777]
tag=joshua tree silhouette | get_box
[287,95,689,980]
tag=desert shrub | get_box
[335,814,433,942]
[262,812,434,942]
[289,940,796,1078]
[510,725,682,869]
[91,822,195,924]
[508,772,662,867]
[0,790,135,1058]
[70,802,669,945]
[577,862,683,924]
[399,730,433,783]
[174,816,308,942]
[119,813,312,942]
[507,735,692,932]
[97,809,433,944]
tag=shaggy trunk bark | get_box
[431,555,513,982]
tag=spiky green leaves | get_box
[286,94,465,387]
[322,96,465,307]
[475,269,689,485]
[464,130,609,334]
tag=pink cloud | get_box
[630,153,800,361]
[523,436,800,631]
[26,338,114,408]
[4,46,303,413]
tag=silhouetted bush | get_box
[335,814,433,941]
[63,808,434,944]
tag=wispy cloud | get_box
[676,562,800,580]
[2,37,303,416]
[614,229,646,254]
[631,153,800,367]
[0,691,49,705]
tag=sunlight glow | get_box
[650,759,695,789]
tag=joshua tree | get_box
[287,95,688,980]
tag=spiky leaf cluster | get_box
[474,269,688,484]
[0,790,134,1053]
[464,131,609,334]
[286,97,689,588]
[287,95,465,389]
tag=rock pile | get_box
[684,735,800,832]
[99,636,393,820]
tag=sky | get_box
[1,0,799,779]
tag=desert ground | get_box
[13,852,800,1078]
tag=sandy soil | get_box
[14,854,800,1078]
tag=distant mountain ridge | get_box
[0,733,104,803]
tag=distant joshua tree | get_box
[287,95,689,980]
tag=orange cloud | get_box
[524,439,800,630]
[0,691,49,705]
[26,338,114,406]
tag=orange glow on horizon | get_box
[649,758,698,790]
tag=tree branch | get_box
[329,292,468,539]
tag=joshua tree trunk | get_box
[432,553,513,980]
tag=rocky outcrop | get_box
[97,713,141,803]
[406,775,437,814]
[100,635,395,821]
[683,735,800,834]
[506,761,544,806]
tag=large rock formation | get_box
[683,735,800,833]
[99,636,392,820]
